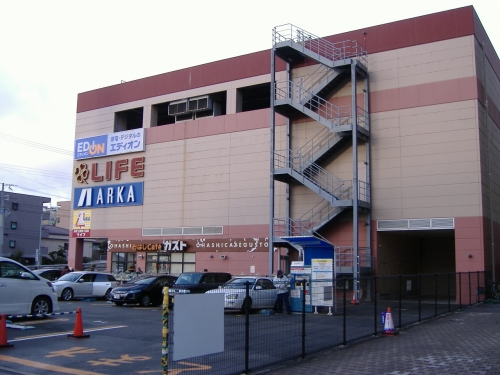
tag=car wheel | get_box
[31,297,51,315]
[240,297,252,313]
[114,302,124,306]
[61,288,74,301]
[104,289,112,301]
[139,294,151,307]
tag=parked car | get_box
[206,276,278,312]
[111,274,178,307]
[32,268,63,281]
[170,272,232,294]
[0,257,60,315]
[52,271,116,301]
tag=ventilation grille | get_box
[142,226,223,236]
[188,96,212,112]
[377,218,455,231]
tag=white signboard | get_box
[311,259,333,307]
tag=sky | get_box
[0,0,498,206]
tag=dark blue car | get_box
[111,274,178,307]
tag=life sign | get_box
[74,129,145,160]
[73,182,144,208]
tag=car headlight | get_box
[129,289,142,294]
[226,293,239,300]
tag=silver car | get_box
[206,277,278,312]
[0,257,60,315]
[52,271,116,301]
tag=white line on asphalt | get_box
[8,325,128,342]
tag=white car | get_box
[0,257,60,316]
[52,271,116,301]
[206,277,278,312]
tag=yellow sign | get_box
[72,210,91,238]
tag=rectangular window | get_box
[11,203,18,210]
[10,222,17,229]
[9,240,15,248]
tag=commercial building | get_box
[69,6,500,284]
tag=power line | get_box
[0,163,72,179]
[0,133,73,155]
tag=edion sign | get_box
[74,129,144,160]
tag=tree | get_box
[46,245,67,265]
[9,249,23,262]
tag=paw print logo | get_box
[75,163,89,184]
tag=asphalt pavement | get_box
[260,303,500,374]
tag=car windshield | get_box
[127,277,155,285]
[224,278,257,289]
[175,274,203,285]
[57,273,82,282]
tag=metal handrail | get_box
[274,80,368,132]
[273,23,368,66]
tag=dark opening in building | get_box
[151,91,226,126]
[115,107,144,132]
[237,83,271,112]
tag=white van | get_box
[0,257,60,316]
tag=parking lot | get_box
[1,300,175,374]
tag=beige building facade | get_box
[68,6,500,284]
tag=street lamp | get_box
[37,206,59,268]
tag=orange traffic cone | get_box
[351,291,359,305]
[0,314,14,348]
[68,307,89,339]
[381,307,399,336]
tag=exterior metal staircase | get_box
[270,24,371,277]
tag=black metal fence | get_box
[166,271,489,374]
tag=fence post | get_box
[476,271,480,304]
[447,273,451,312]
[398,274,402,329]
[418,274,421,322]
[244,281,250,374]
[373,276,378,336]
[301,279,306,359]
[468,271,472,307]
[434,273,438,317]
[459,272,462,309]
[343,277,347,346]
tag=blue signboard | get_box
[74,129,145,160]
[73,182,144,209]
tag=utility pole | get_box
[0,183,16,257]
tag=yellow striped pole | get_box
[162,286,170,375]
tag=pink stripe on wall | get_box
[370,77,478,113]
[77,7,482,113]
[145,109,287,144]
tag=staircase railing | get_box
[275,149,351,199]
[296,127,343,165]
[273,23,368,66]
[274,80,369,132]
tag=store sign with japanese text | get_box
[108,240,188,252]
[72,210,91,237]
[74,129,145,160]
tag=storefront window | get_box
[146,252,195,274]
[111,252,136,273]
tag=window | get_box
[10,222,17,229]
[11,203,18,211]
[237,83,271,112]
[9,240,16,248]
[115,107,144,132]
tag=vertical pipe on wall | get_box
[364,75,371,261]
[269,38,276,276]
[351,62,359,301]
